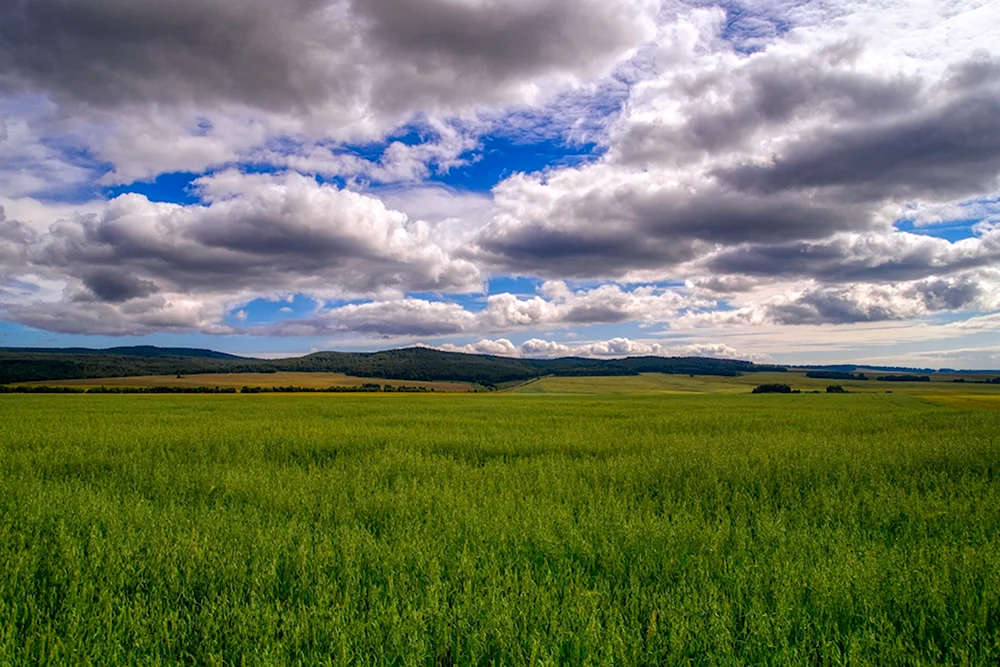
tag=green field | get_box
[2,393,999,665]
[16,371,475,392]
[512,370,1000,399]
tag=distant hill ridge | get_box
[1,345,788,386]
[1,345,248,360]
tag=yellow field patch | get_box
[920,394,1000,409]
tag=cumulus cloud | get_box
[469,5,1000,283]
[436,336,769,361]
[353,0,657,112]
[0,0,656,153]
[677,273,999,328]
[435,338,521,357]
[717,86,1000,202]
[44,170,479,295]
[258,282,712,339]
[0,112,98,199]
[0,173,483,334]
[0,0,660,185]
[472,166,872,278]
[707,227,1000,283]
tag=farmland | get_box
[512,369,1000,398]
[15,371,476,393]
[2,392,999,665]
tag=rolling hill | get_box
[1,345,788,386]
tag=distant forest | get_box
[0,346,788,387]
[805,371,868,381]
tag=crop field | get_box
[2,392,999,665]
[513,370,1000,398]
[16,372,475,393]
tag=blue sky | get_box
[1,0,999,368]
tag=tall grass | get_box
[1,393,998,665]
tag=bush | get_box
[752,384,793,394]
[826,385,847,393]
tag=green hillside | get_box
[1,345,787,386]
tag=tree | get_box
[752,384,792,394]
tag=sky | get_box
[1,0,999,368]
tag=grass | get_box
[1,392,999,665]
[513,370,1000,397]
[17,371,475,392]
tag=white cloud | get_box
[437,336,770,361]
[470,2,1000,285]
[0,172,483,334]
[0,0,659,185]
[435,338,521,357]
[261,282,712,339]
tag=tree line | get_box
[1,346,789,387]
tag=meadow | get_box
[511,370,1000,398]
[2,392,999,665]
[16,371,475,393]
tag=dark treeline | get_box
[0,383,435,395]
[0,352,267,384]
[0,385,238,394]
[1,346,788,387]
[805,371,868,381]
[793,363,938,374]
[876,375,931,382]
[952,377,1000,384]
[239,384,432,394]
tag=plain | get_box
[1,392,999,665]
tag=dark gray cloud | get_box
[474,177,873,278]
[918,278,982,312]
[0,0,351,111]
[717,91,1000,202]
[356,0,653,110]
[0,206,33,247]
[1,296,227,336]
[474,49,1000,284]
[763,277,984,326]
[14,173,481,304]
[0,0,653,119]
[81,270,159,303]
[562,302,633,324]
[709,230,1000,283]
[0,207,36,276]
[767,291,904,325]
[616,43,925,166]
[262,299,475,338]
[473,224,689,278]
[689,274,766,295]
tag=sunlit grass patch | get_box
[921,393,1000,409]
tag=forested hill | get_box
[269,347,788,385]
[0,345,787,386]
[1,346,246,360]
[0,347,264,384]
